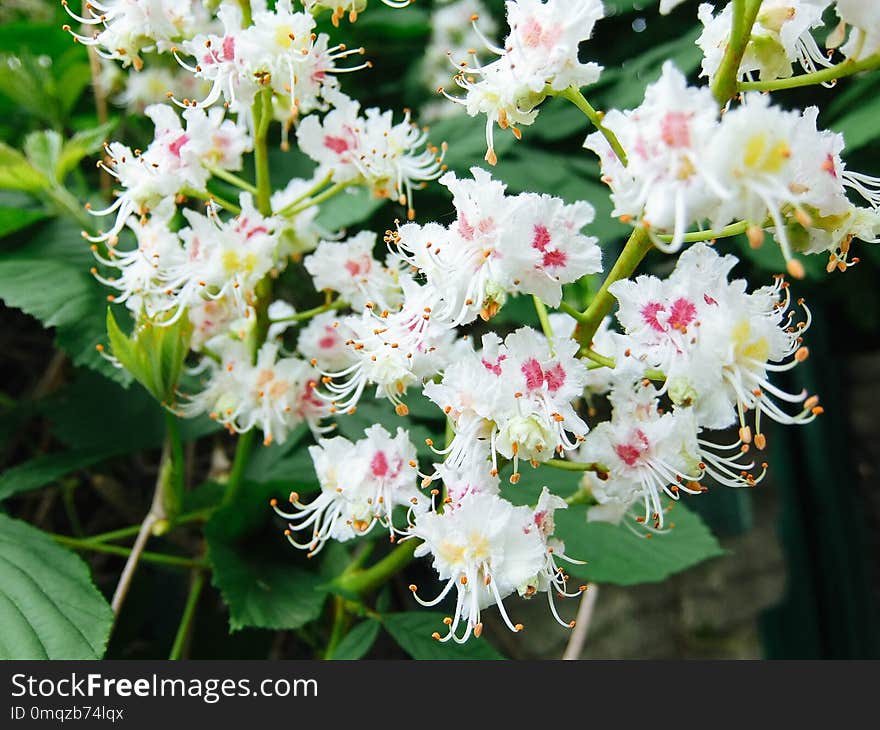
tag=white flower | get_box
[175,1,365,116]
[696,1,833,83]
[304,231,403,311]
[296,90,446,219]
[407,493,545,642]
[182,338,331,444]
[63,0,208,69]
[273,425,427,555]
[610,243,821,442]
[585,61,723,251]
[297,311,359,373]
[444,0,604,164]
[834,0,880,60]
[321,282,458,416]
[424,327,590,482]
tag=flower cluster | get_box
[697,0,880,83]
[586,61,880,275]
[444,0,605,164]
[75,0,858,647]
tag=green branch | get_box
[577,226,653,347]
[169,569,206,660]
[270,299,348,324]
[738,52,880,92]
[332,540,418,596]
[560,86,628,166]
[52,534,206,570]
[711,0,763,105]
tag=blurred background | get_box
[1,0,877,659]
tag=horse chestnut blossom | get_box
[304,232,402,312]
[62,0,209,70]
[588,63,880,275]
[407,490,580,643]
[424,327,590,481]
[271,425,428,556]
[445,0,605,164]
[62,0,880,654]
[86,103,250,245]
[697,1,833,83]
[296,90,447,220]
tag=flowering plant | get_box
[0,0,877,660]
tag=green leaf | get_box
[106,308,193,403]
[57,121,118,181]
[204,476,328,632]
[383,612,506,659]
[316,186,386,232]
[554,502,725,585]
[0,448,114,502]
[330,619,380,660]
[0,141,48,192]
[0,252,129,384]
[23,130,64,183]
[0,514,113,659]
[830,98,880,154]
[0,207,49,237]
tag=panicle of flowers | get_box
[271,424,428,556]
[296,90,448,221]
[62,0,211,70]
[86,102,251,245]
[586,62,880,275]
[442,0,605,165]
[609,243,820,446]
[181,336,331,446]
[576,380,765,530]
[94,192,280,324]
[697,1,834,85]
[173,0,369,118]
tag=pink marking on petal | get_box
[481,354,506,376]
[660,111,691,149]
[168,134,189,158]
[324,135,351,154]
[640,302,666,332]
[543,363,566,393]
[667,297,697,330]
[370,451,389,478]
[704,293,717,306]
[532,224,552,252]
[222,36,235,61]
[522,358,545,391]
[542,249,567,269]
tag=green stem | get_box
[577,227,653,347]
[207,166,257,195]
[565,488,596,507]
[738,52,880,92]
[280,181,351,218]
[223,429,256,507]
[333,540,418,596]
[273,170,333,216]
[558,300,587,323]
[270,299,348,324]
[546,459,608,473]
[52,534,206,570]
[169,570,206,660]
[82,509,214,545]
[164,411,185,519]
[181,187,241,215]
[711,0,763,105]
[580,348,614,369]
[236,0,253,26]
[252,90,273,217]
[560,87,628,166]
[324,596,349,660]
[533,296,555,352]
[656,220,749,244]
